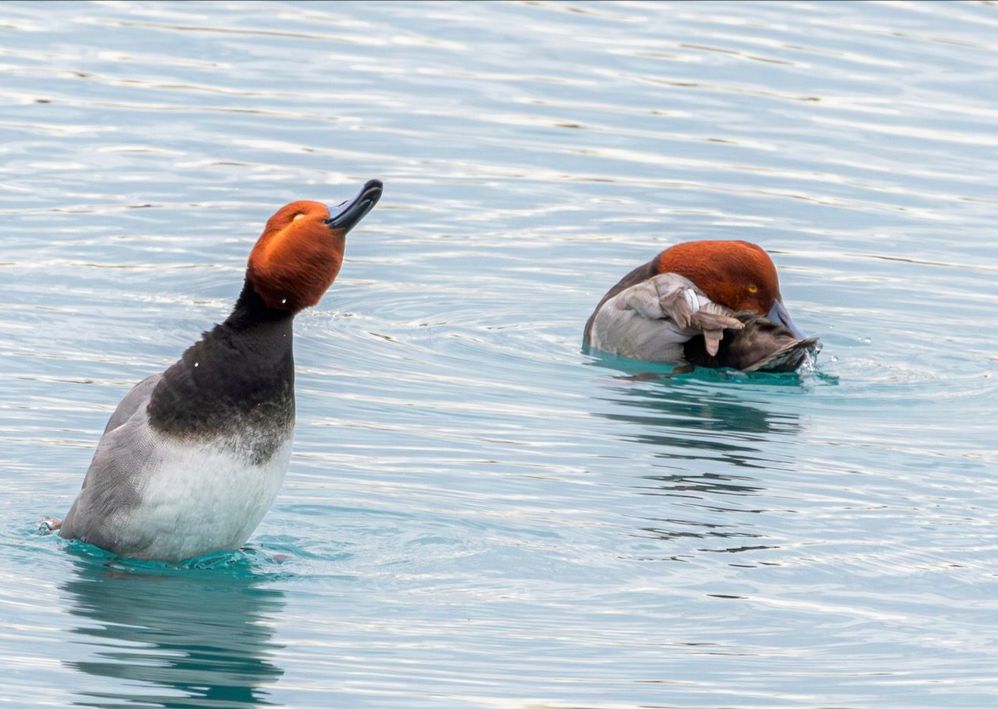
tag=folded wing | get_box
[587,272,744,362]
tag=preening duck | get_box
[584,240,818,372]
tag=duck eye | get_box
[292,213,305,222]
[747,284,759,294]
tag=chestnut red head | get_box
[657,240,805,337]
[247,180,382,312]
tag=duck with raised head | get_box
[584,240,818,372]
[53,180,383,562]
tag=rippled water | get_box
[2,1,997,706]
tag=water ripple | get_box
[1,1,997,707]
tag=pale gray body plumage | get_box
[59,373,292,561]
[587,273,744,362]
[59,375,162,552]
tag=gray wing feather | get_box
[102,373,161,435]
[591,273,744,361]
[60,374,163,553]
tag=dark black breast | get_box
[147,280,296,462]
[683,312,820,373]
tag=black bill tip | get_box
[325,179,383,233]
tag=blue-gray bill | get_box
[768,298,806,339]
[326,179,384,232]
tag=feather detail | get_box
[589,273,744,362]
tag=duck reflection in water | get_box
[60,554,284,707]
[590,355,802,470]
[588,355,803,560]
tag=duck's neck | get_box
[224,278,295,332]
[146,279,297,459]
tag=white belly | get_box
[121,432,292,561]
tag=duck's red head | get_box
[657,240,805,337]
[247,180,382,312]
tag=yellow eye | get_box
[747,284,759,294]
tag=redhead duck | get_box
[54,180,383,561]
[584,240,818,372]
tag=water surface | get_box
[2,1,997,707]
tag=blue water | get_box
[2,1,997,706]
